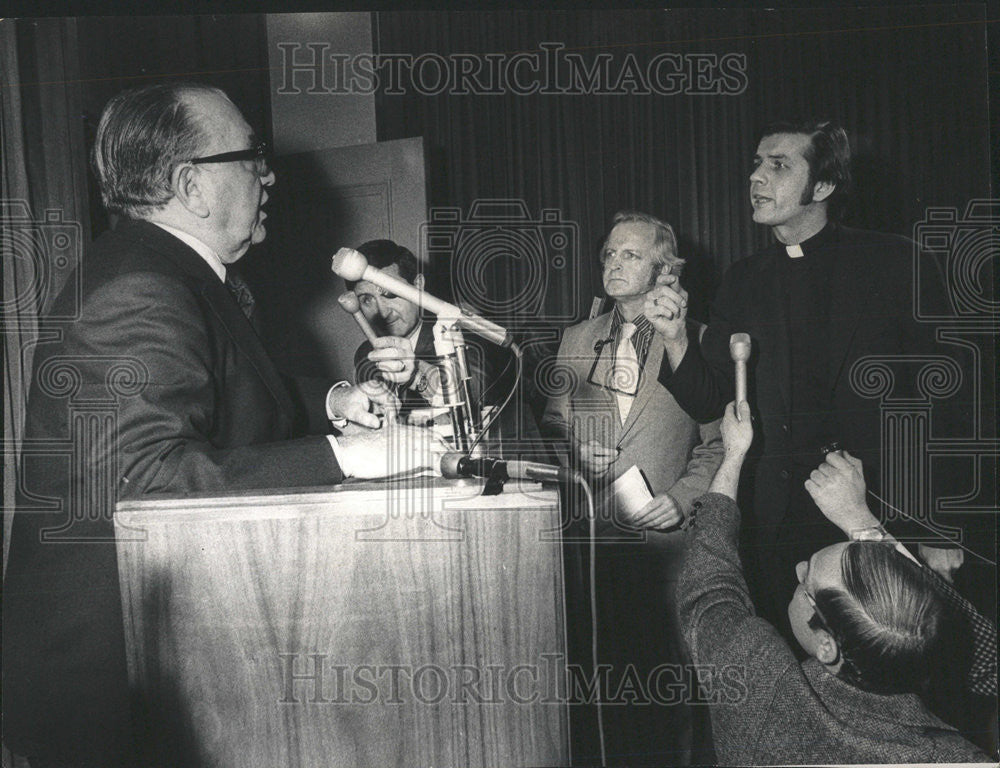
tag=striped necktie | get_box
[613,322,639,423]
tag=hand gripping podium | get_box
[115,478,569,767]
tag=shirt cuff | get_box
[326,434,353,478]
[326,380,352,428]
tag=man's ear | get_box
[814,628,840,666]
[812,180,835,203]
[413,273,425,291]
[173,164,210,218]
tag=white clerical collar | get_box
[151,221,227,282]
[785,243,805,259]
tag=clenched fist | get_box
[643,272,688,342]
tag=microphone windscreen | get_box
[729,332,751,361]
[331,248,368,281]
[440,452,466,479]
[338,291,361,313]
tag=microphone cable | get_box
[462,340,608,764]
[576,472,607,767]
[466,341,522,457]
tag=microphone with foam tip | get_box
[440,452,575,483]
[332,248,513,348]
[337,291,379,343]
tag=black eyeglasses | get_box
[190,140,270,176]
[586,330,641,397]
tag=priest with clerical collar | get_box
[643,120,963,643]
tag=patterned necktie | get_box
[613,321,639,423]
[225,270,255,320]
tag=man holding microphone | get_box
[679,399,994,763]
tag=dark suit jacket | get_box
[661,224,945,543]
[3,220,342,765]
[678,493,989,765]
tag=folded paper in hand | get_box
[612,465,654,517]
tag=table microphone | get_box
[337,291,379,343]
[729,333,751,420]
[440,452,574,483]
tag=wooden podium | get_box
[115,478,568,767]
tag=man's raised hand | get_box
[643,272,688,342]
[804,451,878,536]
[368,336,417,385]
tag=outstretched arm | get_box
[709,401,754,500]
[805,450,996,696]
[649,271,740,424]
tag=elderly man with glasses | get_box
[3,82,443,766]
[679,399,995,764]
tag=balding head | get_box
[92,82,224,219]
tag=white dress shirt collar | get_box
[151,221,227,282]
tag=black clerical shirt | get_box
[779,231,836,469]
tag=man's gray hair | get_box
[606,210,685,275]
[91,82,224,219]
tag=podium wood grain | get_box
[115,479,568,767]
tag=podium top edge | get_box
[114,477,553,519]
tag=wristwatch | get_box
[851,524,888,542]
[411,366,431,397]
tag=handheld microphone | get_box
[440,452,574,483]
[729,332,751,420]
[337,291,379,343]
[332,248,513,348]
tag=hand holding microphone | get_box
[576,439,617,478]
[367,336,417,386]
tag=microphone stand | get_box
[432,318,478,453]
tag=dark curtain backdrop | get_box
[373,7,990,327]
[2,18,89,573]
[76,14,271,238]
